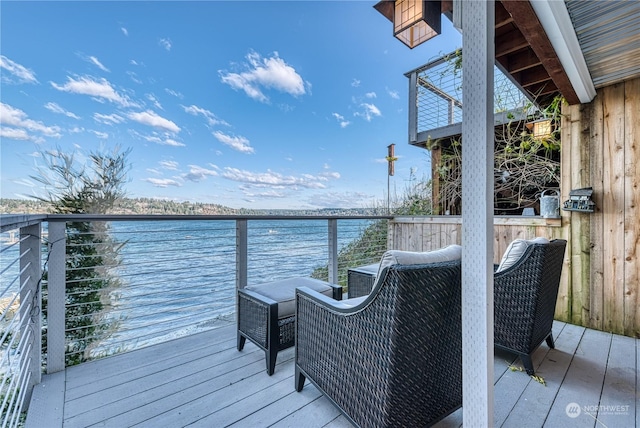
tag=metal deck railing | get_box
[0,214,389,427]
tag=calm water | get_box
[1,218,377,356]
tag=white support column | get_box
[461,0,495,426]
[47,221,66,373]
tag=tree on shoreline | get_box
[33,146,131,365]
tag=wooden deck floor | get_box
[26,320,638,428]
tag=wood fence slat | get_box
[623,78,640,338]
[602,83,627,334]
[590,92,605,331]
[557,103,574,323]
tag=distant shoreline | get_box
[0,197,381,217]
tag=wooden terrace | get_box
[26,318,638,428]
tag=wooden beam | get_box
[495,28,529,57]
[499,48,542,74]
[516,64,555,87]
[495,2,513,29]
[500,0,580,105]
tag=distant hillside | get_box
[0,198,381,216]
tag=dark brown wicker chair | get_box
[494,238,567,375]
[237,277,342,375]
[295,260,462,428]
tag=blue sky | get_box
[1,1,462,209]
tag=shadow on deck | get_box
[26,320,638,427]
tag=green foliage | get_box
[33,146,130,366]
[435,95,563,215]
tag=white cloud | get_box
[161,138,185,147]
[88,55,110,72]
[159,38,172,51]
[128,110,180,133]
[93,113,125,125]
[0,102,61,138]
[0,55,38,84]
[306,191,372,208]
[44,102,80,119]
[146,94,163,110]
[365,92,377,98]
[133,131,185,147]
[182,165,219,182]
[387,88,400,99]
[221,167,334,190]
[331,112,350,128]
[127,71,143,84]
[143,177,182,187]
[165,88,183,99]
[351,79,361,87]
[354,103,382,122]
[91,130,109,139]
[51,75,135,107]
[213,131,254,154]
[219,51,307,103]
[159,160,179,170]
[182,105,229,127]
[0,127,31,141]
[121,27,129,36]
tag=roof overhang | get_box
[528,0,596,104]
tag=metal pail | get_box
[540,189,560,218]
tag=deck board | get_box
[25,320,638,428]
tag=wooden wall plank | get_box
[602,83,626,334]
[571,103,592,326]
[624,78,640,338]
[589,89,605,331]
[556,103,574,322]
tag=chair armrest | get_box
[296,286,355,313]
[238,287,279,307]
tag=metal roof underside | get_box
[565,0,640,88]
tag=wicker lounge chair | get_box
[494,238,567,375]
[295,254,462,427]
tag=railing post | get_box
[20,223,41,404]
[47,221,66,373]
[408,71,418,144]
[328,219,338,284]
[236,219,248,289]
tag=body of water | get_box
[1,218,379,358]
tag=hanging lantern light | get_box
[374,0,442,49]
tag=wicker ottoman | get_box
[347,263,379,298]
[237,277,342,375]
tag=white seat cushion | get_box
[374,244,462,289]
[496,237,550,272]
[246,277,335,318]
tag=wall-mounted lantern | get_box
[525,118,553,138]
[374,0,442,49]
